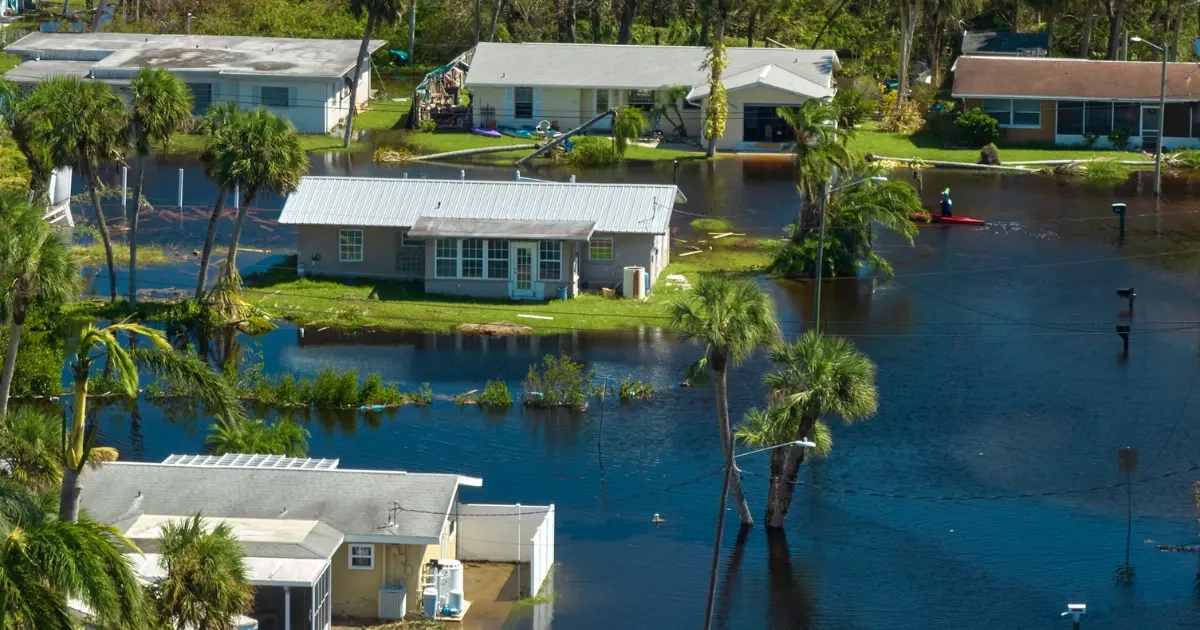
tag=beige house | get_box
[80,454,555,628]
[464,42,839,152]
[279,175,684,299]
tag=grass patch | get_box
[849,123,1149,163]
[0,53,20,74]
[689,218,733,232]
[513,592,555,609]
[1082,158,1132,183]
[242,239,774,335]
[73,243,191,267]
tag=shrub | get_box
[954,108,999,146]
[1108,127,1131,151]
[1170,149,1200,169]
[568,136,618,166]
[477,379,513,408]
[617,377,655,401]
[406,383,434,406]
[358,373,406,406]
[0,311,64,399]
[979,143,1001,165]
[1082,131,1099,147]
[614,105,648,157]
[524,354,593,408]
[310,368,359,408]
[832,83,874,129]
[1084,158,1131,183]
[419,119,437,133]
[878,88,924,133]
[908,82,938,112]
[690,217,732,232]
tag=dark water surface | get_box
[79,156,1200,628]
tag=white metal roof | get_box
[686,63,835,102]
[127,553,330,588]
[162,453,340,470]
[466,42,839,91]
[278,176,678,235]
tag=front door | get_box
[511,242,536,299]
[1142,106,1160,151]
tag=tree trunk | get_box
[554,0,564,40]
[1151,0,1163,61]
[84,167,118,303]
[407,0,417,61]
[746,7,755,48]
[195,184,229,300]
[0,319,22,418]
[705,12,724,159]
[1107,0,1128,60]
[59,463,83,522]
[342,14,376,149]
[590,0,601,41]
[1171,4,1185,61]
[475,0,481,42]
[127,152,145,307]
[811,0,850,48]
[699,2,710,46]
[617,0,636,44]
[765,414,817,528]
[221,190,255,282]
[712,357,753,527]
[60,0,68,15]
[489,0,503,41]
[897,1,919,104]
[1044,10,1056,56]
[59,376,88,522]
[565,0,576,42]
[1080,0,1096,58]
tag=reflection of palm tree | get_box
[766,529,815,630]
[714,526,750,630]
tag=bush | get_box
[1108,127,1131,151]
[406,383,433,406]
[568,136,618,166]
[690,217,732,232]
[908,82,938,112]
[979,143,1001,165]
[477,379,513,408]
[524,354,593,408]
[1170,149,1200,169]
[358,373,406,406]
[954,108,999,146]
[310,368,360,408]
[832,83,874,129]
[878,88,924,133]
[1084,158,1132,183]
[617,377,655,401]
[419,119,437,133]
[1082,131,1099,148]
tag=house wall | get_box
[711,84,813,151]
[471,85,699,137]
[330,540,445,621]
[580,232,666,289]
[298,225,399,279]
[180,75,337,133]
[962,97,1056,144]
[423,239,578,300]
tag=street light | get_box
[813,174,889,328]
[1061,603,1086,630]
[1130,36,1167,196]
[701,438,816,630]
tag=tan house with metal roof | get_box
[952,55,1200,150]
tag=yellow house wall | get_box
[331,540,450,621]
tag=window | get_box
[538,241,561,281]
[514,87,534,119]
[982,99,1012,126]
[348,544,374,569]
[395,231,425,276]
[1011,100,1040,127]
[743,105,795,142]
[1057,101,1083,135]
[188,83,212,116]
[339,229,363,262]
[487,239,509,279]
[260,86,290,108]
[596,89,609,115]
[627,89,656,110]
[1084,101,1113,136]
[1191,104,1200,138]
[589,236,613,261]
[461,238,484,278]
[435,239,458,278]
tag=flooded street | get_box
[78,154,1200,628]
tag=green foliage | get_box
[0,309,65,399]
[1083,158,1132,183]
[703,38,728,152]
[1108,127,1131,151]
[879,88,924,134]
[613,106,647,157]
[419,119,438,133]
[407,382,434,406]
[1082,131,1099,148]
[831,83,874,130]
[689,218,733,232]
[524,354,593,408]
[979,143,1001,165]
[1170,149,1200,169]
[0,407,66,491]
[478,379,513,408]
[358,373,407,406]
[149,514,254,630]
[205,416,310,457]
[669,273,780,370]
[616,377,655,401]
[954,108,999,146]
[310,368,361,408]
[568,136,618,166]
[129,68,194,155]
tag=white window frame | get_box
[434,238,459,278]
[538,241,562,281]
[487,239,510,279]
[338,229,363,263]
[589,236,614,261]
[461,238,484,279]
[348,544,374,570]
[514,87,534,120]
[982,98,1040,129]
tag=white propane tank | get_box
[440,559,464,594]
[448,589,465,613]
[422,587,439,619]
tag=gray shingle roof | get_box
[465,42,838,91]
[961,31,1049,55]
[278,176,678,235]
[81,462,466,542]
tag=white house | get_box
[2,33,386,133]
[464,42,839,152]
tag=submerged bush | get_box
[406,383,434,406]
[1083,158,1131,184]
[477,379,513,408]
[524,354,593,408]
[568,136,618,166]
[690,217,733,232]
[979,143,1000,165]
[617,377,655,401]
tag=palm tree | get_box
[777,100,851,239]
[822,160,920,276]
[0,193,80,418]
[127,69,193,308]
[701,6,728,158]
[0,480,148,629]
[60,322,241,522]
[27,76,129,303]
[342,0,403,148]
[205,416,310,457]
[148,514,254,630]
[194,102,247,301]
[613,106,647,158]
[669,273,780,527]
[750,331,877,528]
[0,407,117,494]
[0,79,53,201]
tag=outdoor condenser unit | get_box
[378,585,407,620]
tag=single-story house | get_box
[278,174,683,299]
[960,30,1049,57]
[2,33,385,133]
[463,42,839,152]
[80,453,555,629]
[951,55,1200,150]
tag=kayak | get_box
[471,127,502,138]
[910,213,985,225]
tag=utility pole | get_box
[407,0,417,64]
[812,179,828,329]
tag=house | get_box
[951,55,1200,150]
[960,30,1049,57]
[2,33,385,133]
[278,174,684,299]
[463,42,839,151]
[79,453,556,629]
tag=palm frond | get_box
[130,348,244,423]
[668,273,779,372]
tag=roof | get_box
[961,30,1050,55]
[2,59,127,85]
[123,515,345,560]
[127,553,330,588]
[408,217,597,240]
[162,453,340,470]
[465,42,838,91]
[951,55,1200,101]
[80,460,473,543]
[4,33,386,79]
[278,177,679,235]
[687,63,834,102]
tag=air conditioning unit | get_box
[379,585,407,620]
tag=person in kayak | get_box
[939,188,954,217]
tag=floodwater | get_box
[71,154,1200,628]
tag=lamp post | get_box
[702,439,817,630]
[812,174,888,329]
[1130,36,1167,196]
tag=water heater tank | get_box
[440,559,464,594]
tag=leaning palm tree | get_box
[669,273,780,527]
[205,416,310,457]
[0,78,53,200]
[0,407,114,493]
[60,322,241,522]
[148,514,254,630]
[777,100,851,238]
[755,331,877,528]
[342,0,404,148]
[27,76,129,303]
[0,193,80,418]
[127,69,193,307]
[194,102,247,301]
[0,480,148,629]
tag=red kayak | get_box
[910,213,985,225]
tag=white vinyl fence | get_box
[458,503,556,596]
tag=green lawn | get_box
[0,53,20,74]
[243,240,775,335]
[848,123,1149,163]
